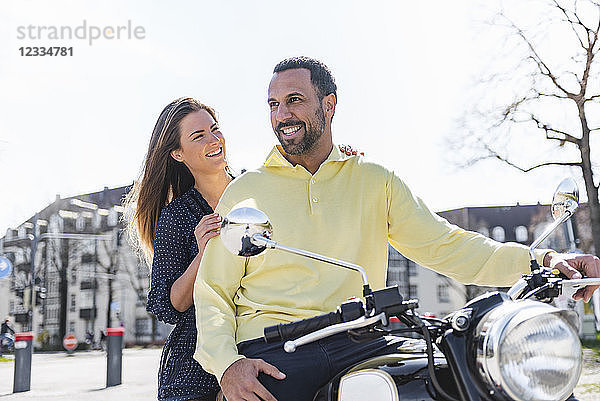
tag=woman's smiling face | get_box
[171,109,227,175]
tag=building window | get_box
[79,291,93,309]
[50,280,57,295]
[70,294,76,311]
[135,318,150,336]
[69,321,75,334]
[49,214,62,233]
[491,226,506,242]
[437,284,450,303]
[93,212,103,229]
[515,225,528,243]
[477,227,489,237]
[408,285,418,298]
[62,217,76,233]
[386,266,402,285]
[407,262,417,276]
[76,216,85,231]
[108,208,118,227]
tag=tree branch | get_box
[498,110,582,145]
[579,2,600,97]
[492,156,582,172]
[529,114,581,144]
[119,254,148,307]
[496,12,576,96]
[539,92,571,100]
[480,143,581,172]
[531,54,575,97]
[552,0,593,49]
[98,240,112,271]
[499,95,530,123]
[565,70,583,86]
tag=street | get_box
[0,347,598,400]
[0,348,159,400]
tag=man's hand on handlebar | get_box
[220,358,286,401]
[544,252,600,302]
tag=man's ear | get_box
[322,93,337,120]
[170,149,184,162]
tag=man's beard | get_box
[275,106,325,155]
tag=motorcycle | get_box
[219,178,600,401]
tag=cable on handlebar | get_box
[407,313,460,401]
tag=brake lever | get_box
[283,313,386,353]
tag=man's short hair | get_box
[273,57,337,101]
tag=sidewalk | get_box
[576,348,600,400]
[0,348,159,400]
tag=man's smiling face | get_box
[267,68,326,155]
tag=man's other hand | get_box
[545,252,600,302]
[220,358,286,401]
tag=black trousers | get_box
[236,333,401,401]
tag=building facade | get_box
[0,186,170,349]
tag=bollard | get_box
[13,332,33,393]
[106,327,124,387]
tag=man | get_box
[194,57,600,401]
[0,317,15,351]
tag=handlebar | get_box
[508,268,600,301]
[264,299,365,343]
[264,311,342,343]
[283,313,387,353]
[564,277,600,288]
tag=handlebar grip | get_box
[264,311,342,343]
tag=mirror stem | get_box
[528,211,573,270]
[251,234,373,296]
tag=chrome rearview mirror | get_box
[551,178,579,220]
[528,178,579,269]
[220,207,373,296]
[220,207,273,257]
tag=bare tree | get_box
[452,0,600,252]
[97,230,151,332]
[118,253,155,341]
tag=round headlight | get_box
[475,300,582,401]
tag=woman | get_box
[125,97,231,401]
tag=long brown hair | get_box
[124,97,218,265]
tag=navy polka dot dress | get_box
[147,187,220,401]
